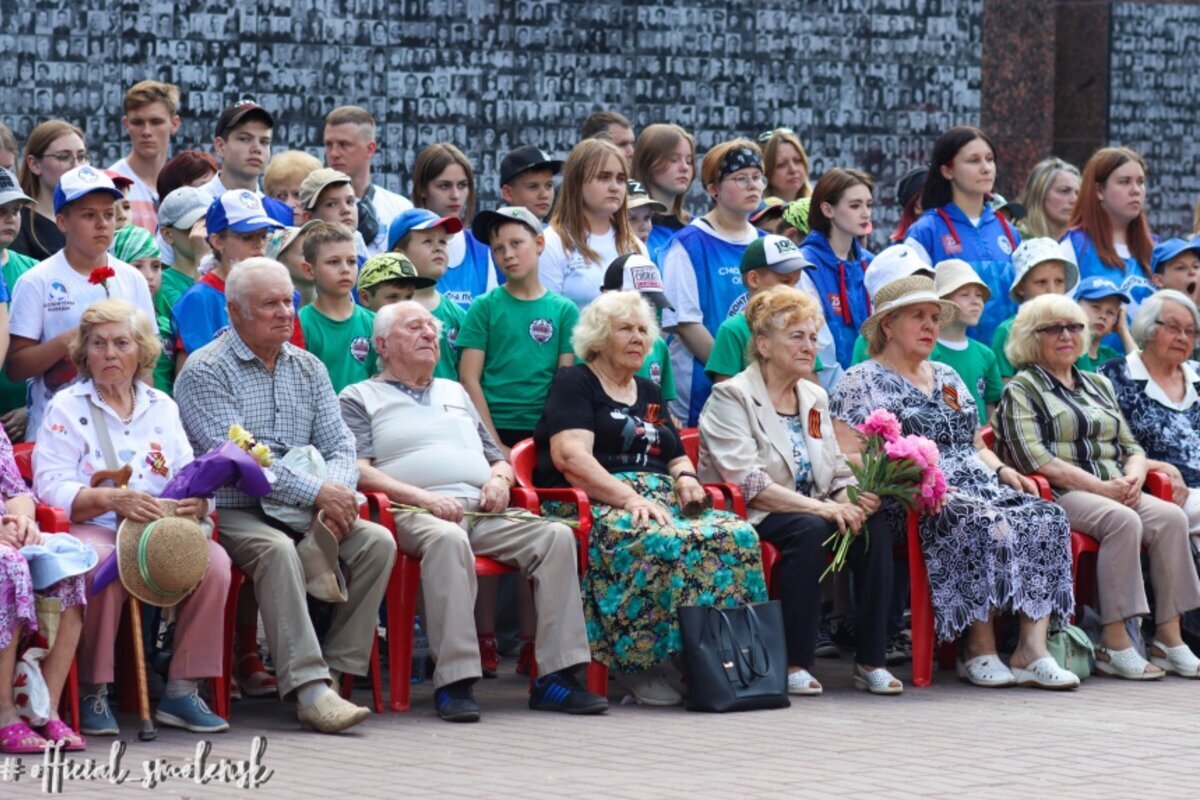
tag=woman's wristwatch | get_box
[490,474,514,486]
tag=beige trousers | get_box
[216,508,396,699]
[1058,491,1200,625]
[392,498,591,688]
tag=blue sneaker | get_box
[155,691,230,733]
[529,669,609,715]
[434,679,481,722]
[80,687,119,736]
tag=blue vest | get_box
[674,224,764,425]
[647,221,682,265]
[437,230,499,310]
[1063,229,1155,353]
[905,204,1020,343]
[799,230,873,369]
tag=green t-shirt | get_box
[457,286,578,431]
[152,309,176,396]
[577,336,676,402]
[851,333,869,366]
[705,313,824,379]
[994,315,1119,376]
[0,249,37,413]
[298,304,377,394]
[930,339,1003,424]
[431,293,467,381]
[1076,345,1122,373]
[157,267,195,320]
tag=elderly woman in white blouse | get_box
[33,299,230,737]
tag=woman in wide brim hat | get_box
[829,274,1080,691]
[31,299,232,737]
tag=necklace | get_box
[98,384,137,425]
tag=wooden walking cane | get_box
[91,465,157,742]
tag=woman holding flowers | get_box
[32,299,231,735]
[699,286,902,695]
[830,275,1078,690]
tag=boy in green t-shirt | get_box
[388,208,466,380]
[705,234,811,382]
[0,168,37,439]
[297,221,377,393]
[991,237,1079,378]
[600,253,676,403]
[459,206,578,452]
[156,185,212,317]
[1072,276,1132,372]
[110,225,178,395]
[356,252,432,311]
[931,259,1003,424]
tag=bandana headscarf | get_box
[718,147,763,181]
[111,225,160,263]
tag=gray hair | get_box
[373,300,436,340]
[572,290,659,363]
[225,257,293,316]
[1131,290,1200,349]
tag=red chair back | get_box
[980,425,995,450]
[510,438,536,488]
[14,441,33,484]
[679,427,699,464]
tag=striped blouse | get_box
[995,364,1144,489]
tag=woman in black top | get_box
[11,120,84,262]
[534,291,766,707]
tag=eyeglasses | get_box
[1155,321,1199,341]
[43,151,90,166]
[757,128,795,143]
[724,173,769,190]
[1035,323,1086,337]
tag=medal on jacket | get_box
[942,383,961,411]
[807,408,823,439]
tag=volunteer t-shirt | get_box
[109,157,159,233]
[152,308,176,396]
[1075,345,1123,374]
[456,286,578,431]
[9,250,156,438]
[930,337,1003,424]
[704,313,825,382]
[362,184,415,257]
[172,271,305,355]
[438,229,497,310]
[0,249,36,413]
[431,293,468,380]
[157,267,195,321]
[539,226,647,310]
[298,304,377,394]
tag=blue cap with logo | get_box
[386,208,464,252]
[1073,275,1132,304]
[1150,237,1200,274]
[52,165,125,214]
[206,190,284,236]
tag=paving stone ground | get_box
[4,658,1197,799]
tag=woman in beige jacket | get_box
[699,286,902,695]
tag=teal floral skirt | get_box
[549,471,767,673]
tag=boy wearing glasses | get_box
[109,80,182,233]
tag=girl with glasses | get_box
[12,120,87,262]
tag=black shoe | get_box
[434,679,481,722]
[815,621,840,658]
[829,615,857,648]
[529,669,609,715]
[885,632,912,665]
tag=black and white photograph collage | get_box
[1,0,983,246]
[1108,3,1200,237]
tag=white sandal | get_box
[1010,656,1079,690]
[853,664,903,695]
[786,669,822,696]
[1149,640,1200,678]
[1095,646,1164,680]
[956,654,1015,687]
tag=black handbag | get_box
[678,601,790,713]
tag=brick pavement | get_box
[4,662,1198,799]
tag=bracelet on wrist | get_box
[675,470,699,482]
[994,464,1008,477]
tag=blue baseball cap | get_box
[52,165,124,214]
[1150,238,1200,274]
[386,208,463,251]
[1073,275,1132,304]
[206,190,284,236]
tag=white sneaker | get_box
[614,668,682,706]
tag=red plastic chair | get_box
[360,477,589,711]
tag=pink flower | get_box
[884,435,928,469]
[858,409,902,443]
[916,467,948,511]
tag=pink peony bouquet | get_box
[823,409,947,579]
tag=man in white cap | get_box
[6,165,155,438]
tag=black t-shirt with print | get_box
[533,364,684,487]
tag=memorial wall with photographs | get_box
[1108,2,1200,238]
[1,0,985,248]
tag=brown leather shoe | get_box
[296,690,371,734]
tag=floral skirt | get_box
[0,545,87,651]
[549,471,766,673]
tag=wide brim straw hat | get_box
[860,275,960,342]
[116,499,210,608]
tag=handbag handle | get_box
[707,603,772,687]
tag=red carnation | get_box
[89,265,116,297]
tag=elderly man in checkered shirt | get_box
[175,257,396,735]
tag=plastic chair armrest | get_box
[1145,470,1173,502]
[35,504,70,533]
